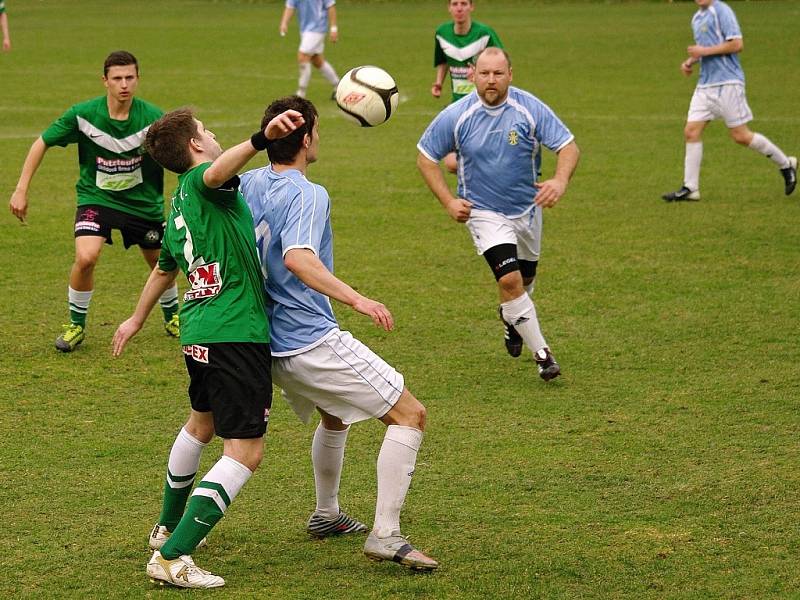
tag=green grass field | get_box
[2,1,799,597]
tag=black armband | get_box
[250,130,269,151]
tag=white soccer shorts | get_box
[466,207,542,261]
[272,329,404,426]
[688,83,753,128]
[298,31,326,56]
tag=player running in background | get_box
[241,95,438,572]
[432,0,503,172]
[113,107,303,589]
[279,0,340,99]
[662,0,796,202]
[1,0,11,51]
[418,48,579,382]
[8,51,178,352]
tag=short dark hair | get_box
[145,108,198,174]
[261,96,318,165]
[104,50,139,76]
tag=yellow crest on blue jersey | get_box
[507,130,519,146]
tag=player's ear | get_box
[189,137,203,152]
[303,133,311,149]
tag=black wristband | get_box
[250,130,269,151]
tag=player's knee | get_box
[730,129,752,145]
[498,271,524,296]
[383,390,427,431]
[683,125,702,142]
[73,250,99,273]
[184,420,214,444]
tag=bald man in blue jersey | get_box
[662,0,796,201]
[417,48,579,382]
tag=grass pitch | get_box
[1,1,799,598]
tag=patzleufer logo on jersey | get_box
[184,262,222,301]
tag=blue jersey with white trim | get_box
[692,0,744,87]
[241,166,338,356]
[286,0,334,34]
[417,86,574,218]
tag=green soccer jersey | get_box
[158,163,269,345]
[433,20,503,102]
[0,1,6,14]
[41,96,164,221]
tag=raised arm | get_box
[112,266,179,356]
[416,152,472,222]
[9,137,49,223]
[533,141,580,208]
[284,248,393,331]
[203,110,304,189]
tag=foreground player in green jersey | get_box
[9,51,179,352]
[112,106,303,589]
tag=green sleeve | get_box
[433,28,446,66]
[158,245,178,273]
[41,105,80,148]
[190,162,237,206]
[489,27,503,49]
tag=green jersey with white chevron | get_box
[158,162,269,345]
[41,96,164,221]
[433,20,503,102]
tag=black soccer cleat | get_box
[534,348,561,382]
[497,306,523,358]
[781,156,797,196]
[662,186,700,202]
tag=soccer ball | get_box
[335,66,399,127]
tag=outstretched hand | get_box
[352,296,394,331]
[112,317,143,357]
[264,110,305,141]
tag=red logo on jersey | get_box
[184,262,222,301]
[182,344,209,363]
[341,92,366,105]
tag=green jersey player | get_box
[112,106,303,589]
[8,51,178,352]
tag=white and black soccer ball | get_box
[335,66,399,127]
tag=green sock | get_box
[160,494,223,559]
[159,285,179,322]
[158,471,195,532]
[68,287,92,328]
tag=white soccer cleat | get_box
[148,524,207,551]
[146,551,224,589]
[364,531,438,571]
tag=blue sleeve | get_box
[281,183,329,255]
[719,4,742,39]
[529,97,573,152]
[239,170,259,218]
[286,0,297,8]
[324,0,335,8]
[417,107,457,162]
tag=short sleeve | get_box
[529,98,574,152]
[158,244,178,273]
[434,33,446,67]
[286,0,297,8]
[719,4,742,40]
[281,184,329,256]
[489,27,503,49]
[41,106,80,148]
[417,106,457,162]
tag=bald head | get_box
[474,47,513,106]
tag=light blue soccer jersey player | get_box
[417,47,579,383]
[241,95,438,572]
[662,0,796,201]
[279,0,340,99]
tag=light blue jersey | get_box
[286,0,334,34]
[692,0,744,87]
[417,87,574,218]
[241,166,338,356]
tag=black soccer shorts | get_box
[74,204,164,249]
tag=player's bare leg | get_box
[56,235,104,351]
[364,389,438,571]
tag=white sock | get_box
[374,425,423,538]
[167,427,207,489]
[524,280,535,296]
[193,455,252,515]
[501,293,547,354]
[297,63,312,97]
[311,423,349,518]
[68,286,92,323]
[159,284,178,312]
[684,141,703,192]
[749,133,790,168]
[318,61,339,86]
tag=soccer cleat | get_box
[498,306,523,358]
[534,348,561,382]
[54,323,85,352]
[306,511,368,538]
[781,156,797,196]
[364,531,438,571]
[147,551,224,589]
[148,524,207,551]
[662,186,700,202]
[163,314,180,338]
